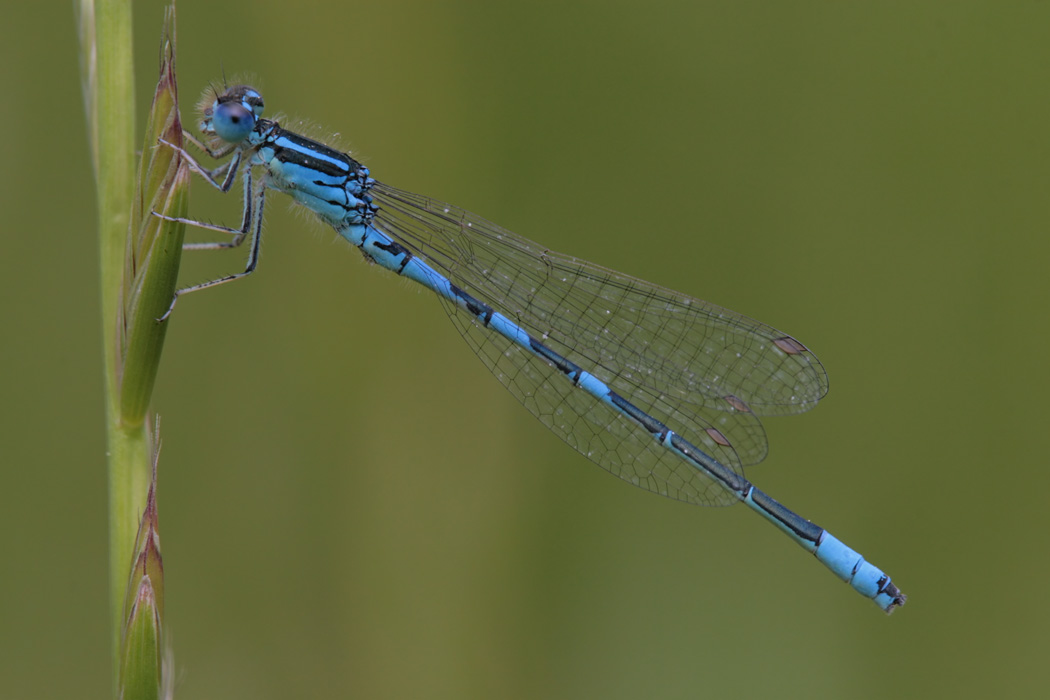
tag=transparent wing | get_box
[370,183,828,500]
[436,300,747,505]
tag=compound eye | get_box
[212,101,255,143]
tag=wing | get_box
[369,182,828,501]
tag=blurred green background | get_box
[3,1,1048,698]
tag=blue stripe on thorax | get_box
[253,123,375,228]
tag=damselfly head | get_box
[197,85,265,146]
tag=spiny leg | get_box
[155,168,268,321]
[180,129,238,160]
[159,135,242,192]
[153,165,256,250]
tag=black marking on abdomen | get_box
[371,239,413,273]
[668,432,746,494]
[749,488,823,541]
[529,336,583,385]
[450,284,494,325]
[609,392,668,438]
